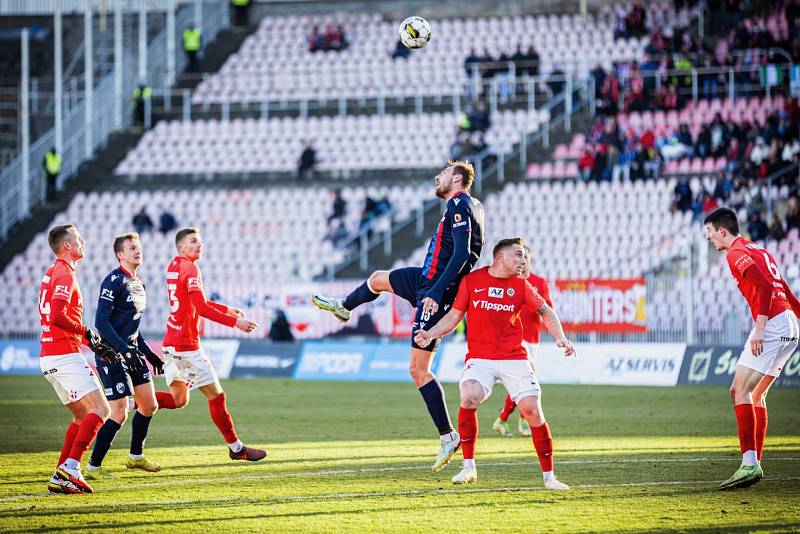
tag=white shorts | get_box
[524,341,539,371]
[460,358,541,403]
[738,310,800,377]
[163,346,219,390]
[40,353,102,405]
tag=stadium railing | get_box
[0,0,229,242]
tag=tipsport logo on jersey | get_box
[678,345,800,387]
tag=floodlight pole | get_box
[84,0,93,158]
[54,2,63,158]
[114,0,122,128]
[167,0,176,86]
[139,0,147,82]
[20,29,30,216]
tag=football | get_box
[398,16,432,49]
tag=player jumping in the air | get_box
[313,161,485,472]
[704,207,800,490]
[493,244,553,437]
[86,232,174,480]
[39,224,120,494]
[158,228,266,461]
[415,237,575,489]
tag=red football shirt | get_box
[726,236,791,320]
[520,273,553,343]
[163,256,235,351]
[39,259,84,356]
[453,266,545,361]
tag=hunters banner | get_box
[553,279,647,333]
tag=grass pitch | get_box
[0,376,799,532]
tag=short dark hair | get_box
[703,207,740,235]
[175,227,200,247]
[48,224,75,254]
[113,232,140,257]
[493,236,525,257]
[448,160,475,191]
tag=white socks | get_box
[63,458,80,470]
[129,453,144,461]
[463,459,476,469]
[228,440,244,453]
[742,450,758,466]
[543,470,555,482]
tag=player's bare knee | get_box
[110,404,128,425]
[368,271,390,293]
[94,403,111,421]
[409,363,431,385]
[172,395,189,409]
[138,403,158,417]
[459,381,483,408]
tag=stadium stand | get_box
[114,109,550,176]
[191,3,688,105]
[0,183,428,335]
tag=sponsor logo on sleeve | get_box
[734,254,755,272]
[100,288,114,301]
[54,284,70,297]
[188,277,202,289]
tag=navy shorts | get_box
[389,267,460,352]
[95,354,151,400]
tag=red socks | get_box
[734,403,756,454]
[531,422,554,472]
[755,406,768,460]
[499,394,517,423]
[208,392,238,444]
[156,391,177,409]
[67,413,104,464]
[458,407,478,460]
[57,422,80,467]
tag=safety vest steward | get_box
[132,87,152,101]
[183,28,201,52]
[45,152,62,174]
[231,0,249,6]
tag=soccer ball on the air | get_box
[399,16,431,49]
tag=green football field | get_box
[0,376,799,533]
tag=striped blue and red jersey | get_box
[420,192,484,294]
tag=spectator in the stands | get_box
[578,146,594,181]
[158,209,177,234]
[747,211,769,242]
[43,147,61,203]
[450,130,473,161]
[768,213,786,242]
[309,25,322,52]
[327,221,350,249]
[597,70,619,115]
[589,64,606,94]
[466,101,490,132]
[391,38,410,59]
[613,7,628,39]
[785,196,800,231]
[297,141,317,180]
[626,63,646,112]
[626,0,647,38]
[268,310,294,342]
[750,137,770,166]
[590,143,608,181]
[464,48,481,79]
[673,178,693,212]
[374,191,392,217]
[132,207,154,234]
[547,63,566,97]
[327,189,346,227]
[183,23,202,72]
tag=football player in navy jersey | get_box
[86,232,172,479]
[313,160,485,472]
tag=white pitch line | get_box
[2,456,800,504]
[2,476,800,512]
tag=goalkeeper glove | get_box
[123,346,145,372]
[137,346,164,375]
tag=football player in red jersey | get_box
[415,237,575,489]
[39,224,119,494]
[158,227,266,461]
[704,208,800,490]
[493,244,553,437]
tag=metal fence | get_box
[0,0,229,241]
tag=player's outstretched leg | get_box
[200,384,266,462]
[313,271,390,323]
[493,394,516,437]
[518,395,569,490]
[719,367,765,490]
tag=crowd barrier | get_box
[2,338,798,387]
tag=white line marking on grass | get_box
[2,457,799,503]
[2,477,800,511]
